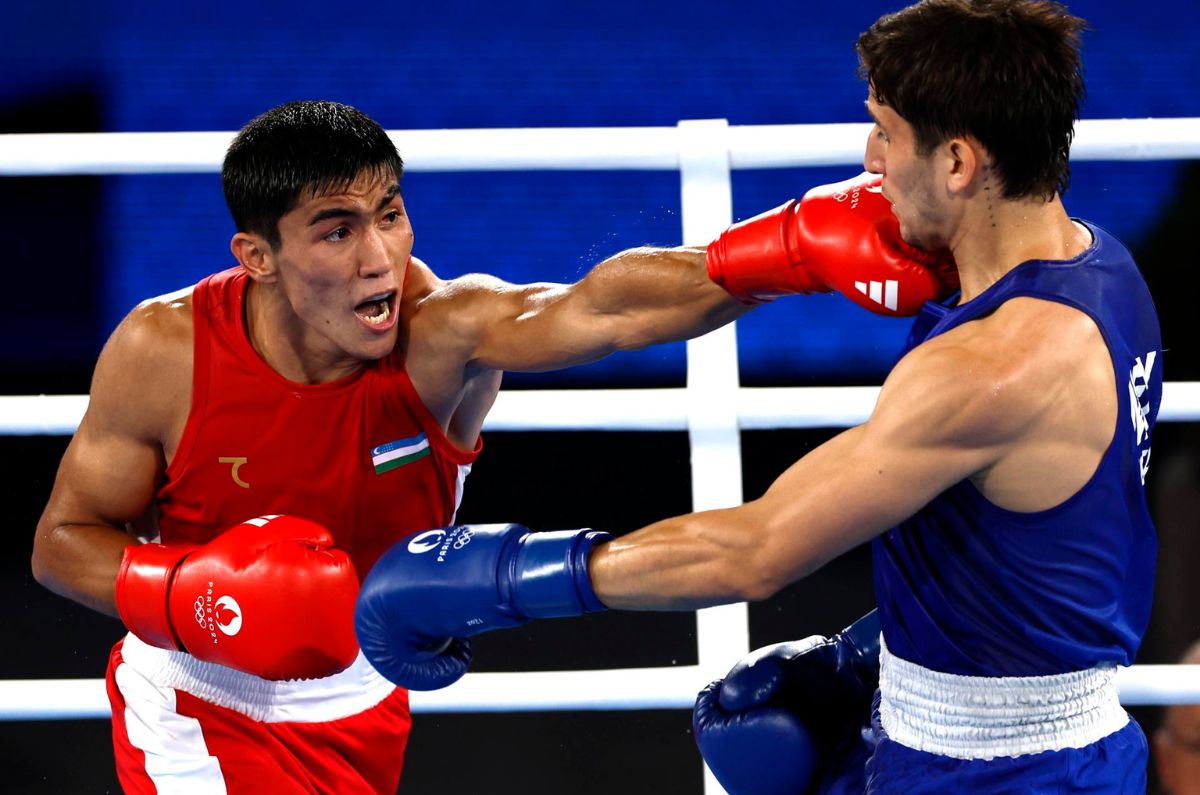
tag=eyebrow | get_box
[306,182,402,227]
[863,100,883,126]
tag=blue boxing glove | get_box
[693,611,880,795]
[354,524,610,690]
[694,679,819,795]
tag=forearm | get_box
[574,246,749,349]
[588,507,781,610]
[31,521,133,618]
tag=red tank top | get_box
[157,267,480,575]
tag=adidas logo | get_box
[855,280,898,311]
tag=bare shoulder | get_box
[87,285,195,443]
[403,258,479,355]
[400,259,513,434]
[113,286,195,374]
[406,258,549,351]
[964,296,1111,414]
[873,296,1110,448]
[414,265,528,316]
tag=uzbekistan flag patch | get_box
[371,433,431,474]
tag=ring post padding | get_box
[677,119,750,677]
[678,118,745,795]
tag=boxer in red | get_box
[31,99,955,794]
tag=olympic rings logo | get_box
[833,185,865,209]
[452,527,475,550]
[194,596,207,627]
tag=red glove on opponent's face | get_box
[706,171,959,315]
[115,514,360,681]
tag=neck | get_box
[243,279,363,385]
[949,193,1091,303]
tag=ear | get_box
[943,137,982,195]
[230,232,277,283]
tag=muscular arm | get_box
[588,354,992,609]
[589,300,1110,610]
[31,295,191,617]
[427,246,749,373]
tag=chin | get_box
[899,225,933,251]
[356,331,399,362]
[364,341,397,362]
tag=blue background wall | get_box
[3,3,1199,793]
[3,0,1199,386]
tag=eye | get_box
[382,209,401,225]
[324,226,350,242]
[875,126,889,143]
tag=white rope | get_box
[1,663,1196,721]
[4,383,1199,436]
[5,117,1198,737]
[3,118,1200,175]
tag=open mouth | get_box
[354,291,396,327]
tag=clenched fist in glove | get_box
[707,172,958,315]
[354,523,609,690]
[115,514,360,681]
[693,611,881,795]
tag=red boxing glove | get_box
[115,514,359,681]
[706,172,959,316]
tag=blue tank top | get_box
[872,221,1162,677]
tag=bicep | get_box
[32,311,180,607]
[40,410,164,531]
[742,354,1010,584]
[472,280,620,372]
[745,423,975,579]
[44,308,180,529]
[591,415,989,610]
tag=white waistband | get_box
[878,636,1128,760]
[118,632,398,724]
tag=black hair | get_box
[221,100,404,249]
[857,0,1087,200]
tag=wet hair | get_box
[221,100,404,249]
[856,0,1087,200]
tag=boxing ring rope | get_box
[4,117,1200,173]
[4,383,1200,437]
[3,116,1199,783]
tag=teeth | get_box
[363,301,391,325]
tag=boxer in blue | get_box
[353,2,1162,792]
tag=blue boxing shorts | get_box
[860,638,1148,794]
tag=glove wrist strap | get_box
[706,200,813,302]
[115,543,194,651]
[512,530,611,618]
[837,609,882,688]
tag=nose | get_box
[359,227,394,279]
[863,127,884,175]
